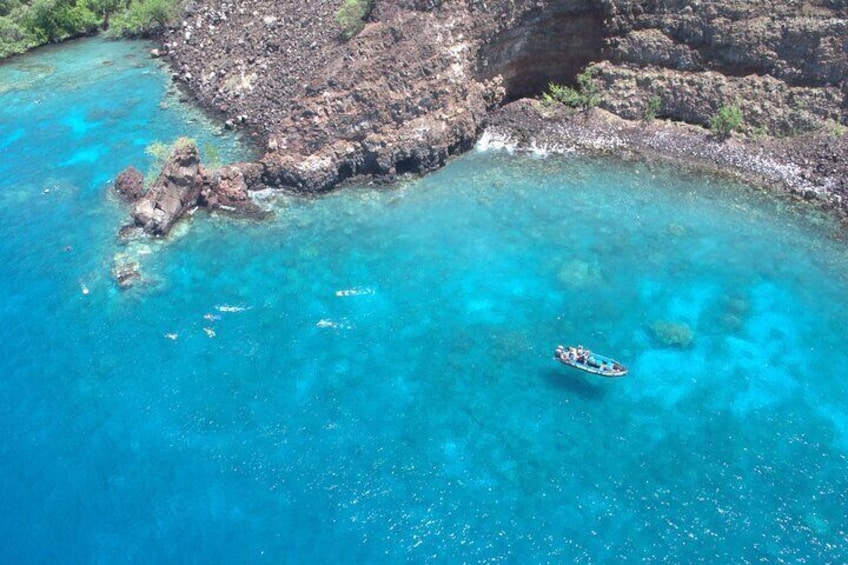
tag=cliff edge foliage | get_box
[0,0,178,58]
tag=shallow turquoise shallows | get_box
[2,38,847,564]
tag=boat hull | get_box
[555,350,628,377]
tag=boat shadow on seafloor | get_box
[541,370,606,399]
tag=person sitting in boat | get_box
[555,345,579,363]
[555,345,565,360]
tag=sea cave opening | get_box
[476,2,606,102]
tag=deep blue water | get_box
[2,38,848,563]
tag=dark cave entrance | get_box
[476,3,606,101]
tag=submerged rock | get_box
[111,252,141,289]
[558,258,603,289]
[650,320,694,349]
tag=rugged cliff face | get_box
[600,0,848,135]
[476,0,605,100]
[155,0,847,200]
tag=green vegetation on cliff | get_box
[542,66,600,111]
[0,0,179,59]
[335,0,373,40]
[107,0,178,38]
[710,105,743,138]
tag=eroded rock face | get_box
[118,142,264,240]
[595,64,844,135]
[131,142,204,236]
[476,0,604,100]
[200,162,266,217]
[604,0,848,87]
[113,166,145,202]
[601,0,848,135]
[160,1,552,191]
[148,0,846,207]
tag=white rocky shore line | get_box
[481,103,846,219]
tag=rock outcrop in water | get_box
[138,1,847,212]
[112,141,268,288]
[114,166,145,202]
[115,141,264,238]
[130,142,204,236]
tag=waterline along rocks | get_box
[119,0,847,232]
[115,141,265,237]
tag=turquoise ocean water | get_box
[2,38,848,563]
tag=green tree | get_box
[0,0,23,16]
[0,15,30,57]
[107,0,178,37]
[710,105,743,138]
[644,95,662,122]
[82,0,124,29]
[542,66,602,111]
[575,65,600,110]
[0,0,182,59]
[25,0,98,44]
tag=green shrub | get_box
[542,66,601,111]
[824,120,847,137]
[575,65,600,110]
[335,0,372,40]
[107,0,178,37]
[24,0,98,44]
[644,94,662,122]
[0,14,31,57]
[710,104,743,138]
[542,82,583,108]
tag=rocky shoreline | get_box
[112,0,848,269]
[484,100,848,220]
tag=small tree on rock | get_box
[710,104,743,138]
[542,65,601,112]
